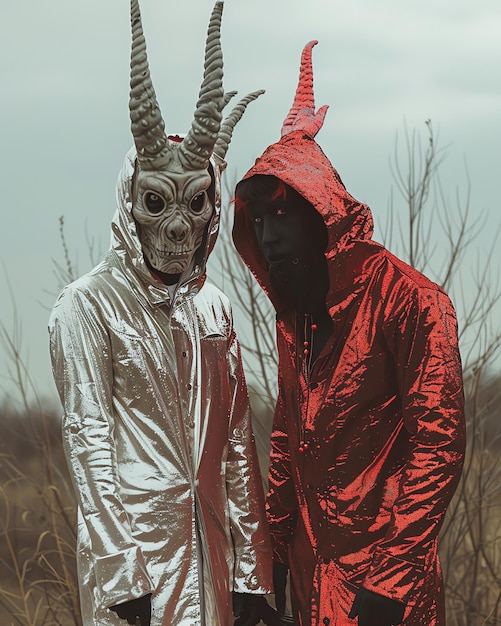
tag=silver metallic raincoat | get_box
[49,149,272,626]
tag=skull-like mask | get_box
[127,0,264,279]
[132,166,214,275]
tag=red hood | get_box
[233,130,377,314]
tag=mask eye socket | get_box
[190,191,207,214]
[143,191,166,214]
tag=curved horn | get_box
[129,0,171,170]
[213,90,265,163]
[179,2,225,171]
[223,90,238,108]
[281,40,329,139]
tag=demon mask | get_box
[129,0,263,276]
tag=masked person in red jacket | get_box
[232,41,466,626]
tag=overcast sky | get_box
[1,0,500,406]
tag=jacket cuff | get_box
[94,546,154,609]
[233,542,273,594]
[363,546,424,604]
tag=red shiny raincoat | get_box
[233,130,466,625]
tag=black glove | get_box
[272,561,289,615]
[233,592,263,626]
[109,593,152,626]
[348,587,405,626]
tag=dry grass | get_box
[0,406,80,626]
[440,375,501,626]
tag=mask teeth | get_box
[281,40,329,139]
[129,0,171,169]
[179,2,225,171]
[213,90,265,163]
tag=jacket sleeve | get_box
[265,329,299,566]
[49,286,153,609]
[225,321,273,594]
[363,283,466,603]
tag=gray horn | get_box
[129,0,171,170]
[213,90,265,165]
[179,2,225,171]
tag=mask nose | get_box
[167,215,188,243]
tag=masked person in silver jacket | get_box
[48,2,272,625]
